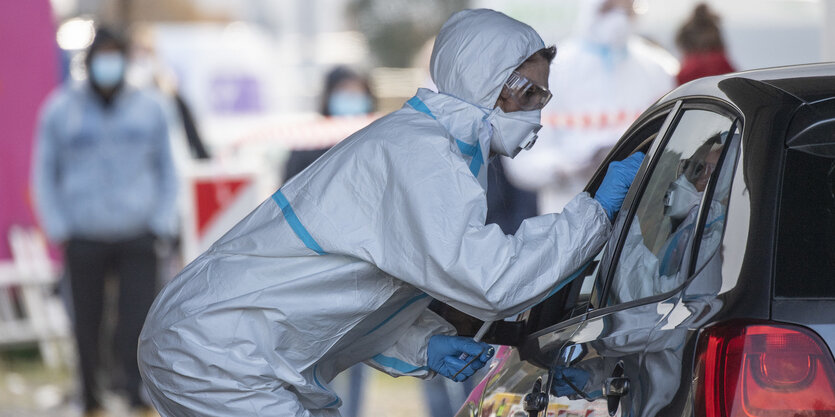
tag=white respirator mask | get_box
[127,57,156,88]
[589,8,632,48]
[663,174,703,220]
[485,107,542,158]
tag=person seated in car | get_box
[612,133,728,301]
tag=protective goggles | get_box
[504,71,553,111]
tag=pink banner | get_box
[0,0,58,259]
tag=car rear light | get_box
[695,321,835,417]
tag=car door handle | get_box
[523,377,549,417]
[604,362,629,416]
[603,376,630,397]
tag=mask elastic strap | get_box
[438,92,495,115]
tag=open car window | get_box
[605,108,737,306]
[522,109,671,334]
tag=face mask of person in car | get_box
[664,174,702,220]
[486,107,543,158]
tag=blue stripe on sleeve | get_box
[312,364,340,407]
[271,190,326,255]
[371,354,429,374]
[364,293,429,336]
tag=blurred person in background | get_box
[282,65,375,417]
[128,24,211,163]
[505,0,676,214]
[675,3,736,85]
[283,66,376,182]
[128,24,211,284]
[32,27,178,417]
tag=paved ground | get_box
[0,358,431,417]
[358,369,430,417]
[0,359,77,417]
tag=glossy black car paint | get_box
[448,64,835,417]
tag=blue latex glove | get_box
[594,152,645,221]
[427,335,493,382]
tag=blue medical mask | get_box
[90,52,126,88]
[328,92,372,116]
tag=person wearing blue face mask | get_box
[283,66,376,183]
[32,27,178,417]
[327,82,373,118]
[89,50,126,92]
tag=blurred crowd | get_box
[2,1,740,416]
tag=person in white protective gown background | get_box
[505,0,677,214]
[138,9,643,417]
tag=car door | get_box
[463,105,676,417]
[540,102,741,417]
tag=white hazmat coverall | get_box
[138,9,611,417]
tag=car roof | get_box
[662,62,835,105]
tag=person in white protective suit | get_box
[138,9,643,417]
[505,0,678,214]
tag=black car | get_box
[443,63,835,417]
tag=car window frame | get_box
[519,102,680,340]
[590,99,744,316]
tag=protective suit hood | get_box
[430,9,546,109]
[422,9,547,184]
